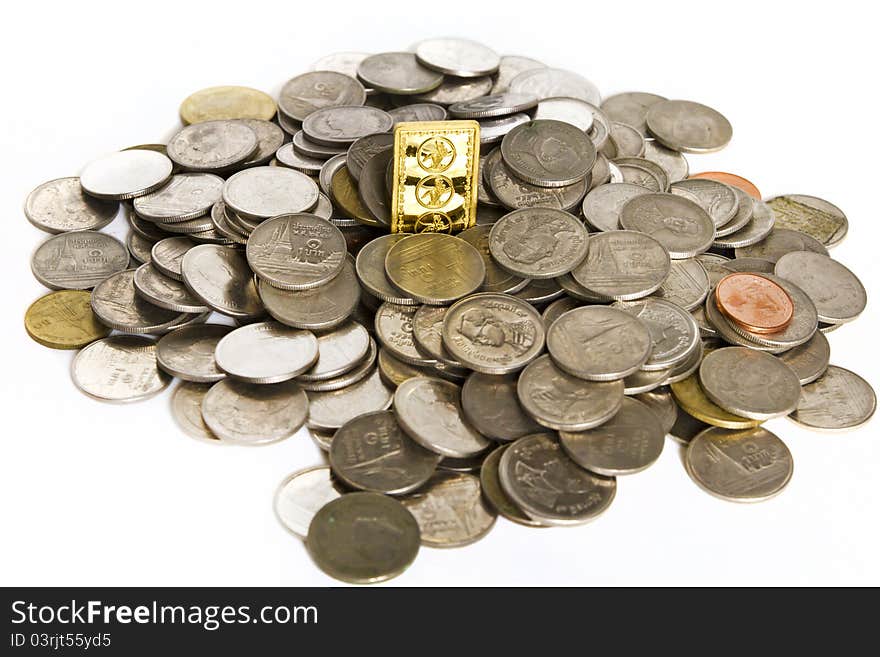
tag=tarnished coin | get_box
[71,335,171,402]
[541,296,581,328]
[501,120,596,187]
[670,373,762,430]
[180,244,264,319]
[387,103,448,123]
[202,378,308,444]
[570,230,671,301]
[600,92,667,135]
[167,120,257,172]
[31,231,129,290]
[670,178,738,229]
[356,235,416,304]
[509,67,601,105]
[714,198,775,248]
[385,234,485,305]
[346,132,394,182]
[685,426,793,502]
[411,76,493,105]
[517,355,624,431]
[302,106,393,147]
[479,445,546,527]
[170,382,218,442]
[449,93,538,119]
[394,377,490,458]
[778,331,829,385]
[614,298,700,371]
[488,207,588,279]
[179,85,276,124]
[559,397,665,476]
[646,100,732,153]
[766,194,847,248]
[643,140,689,183]
[775,252,866,324]
[499,432,616,526]
[581,182,652,232]
[79,150,173,200]
[669,409,709,444]
[374,302,431,366]
[486,150,587,211]
[156,324,231,382]
[331,163,381,226]
[24,290,110,349]
[652,258,710,311]
[133,262,209,313]
[547,306,652,381]
[620,193,714,259]
[214,321,318,384]
[306,492,420,584]
[461,372,542,441]
[357,52,444,95]
[329,410,440,494]
[734,227,828,263]
[790,365,876,430]
[223,166,319,220]
[401,471,496,547]
[699,347,801,420]
[299,321,370,381]
[415,38,500,78]
[457,225,528,294]
[90,270,189,333]
[278,71,366,122]
[274,466,343,538]
[443,293,546,374]
[133,173,223,222]
[151,236,194,281]
[307,368,393,431]
[25,177,118,233]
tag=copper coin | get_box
[689,172,761,200]
[714,273,794,334]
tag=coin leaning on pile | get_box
[22,37,875,584]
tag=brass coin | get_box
[670,373,762,430]
[330,165,380,226]
[179,85,276,125]
[24,290,110,349]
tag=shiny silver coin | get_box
[614,298,700,371]
[590,153,611,189]
[209,201,248,245]
[273,466,344,538]
[734,227,828,263]
[532,96,595,132]
[517,354,624,431]
[387,103,448,123]
[663,338,705,385]
[298,321,370,381]
[442,293,546,374]
[713,198,775,248]
[214,321,318,384]
[31,231,129,290]
[559,397,665,476]
[634,386,678,434]
[358,149,393,225]
[302,106,393,147]
[490,55,545,94]
[777,331,829,386]
[501,119,596,187]
[620,193,714,259]
[670,178,739,229]
[547,306,652,381]
[556,272,610,303]
[346,133,393,182]
[415,37,500,78]
[775,251,866,324]
[642,140,689,183]
[601,92,667,136]
[170,382,219,442]
[509,67,601,106]
[694,253,729,288]
[311,51,371,78]
[79,150,173,200]
[167,120,257,171]
[686,426,793,502]
[393,377,491,458]
[720,256,776,274]
[461,372,542,441]
[646,100,732,153]
[790,365,876,431]
[133,262,209,313]
[156,323,231,382]
[765,194,848,248]
[297,337,376,392]
[90,269,190,333]
[623,367,672,395]
[329,410,440,494]
[235,119,285,167]
[132,173,223,222]
[699,346,801,420]
[486,149,587,211]
[411,76,493,106]
[355,235,416,304]
[449,92,538,119]
[202,378,308,445]
[278,71,366,122]
[714,187,754,238]
[292,130,346,159]
[151,214,214,234]
[412,305,463,368]
[374,302,432,366]
[617,162,662,191]
[274,142,324,175]
[357,52,444,95]
[478,113,532,145]
[651,257,711,311]
[223,166,319,220]
[71,335,171,403]
[150,236,195,281]
[457,225,528,294]
[180,244,265,319]
[499,432,616,526]
[609,122,646,157]
[581,182,652,232]
[613,156,668,192]
[127,231,155,264]
[25,177,119,233]
[306,368,394,431]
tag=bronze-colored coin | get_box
[179,85,276,125]
[670,373,763,430]
[715,273,793,334]
[24,290,110,349]
[689,172,761,199]
[330,165,381,227]
[377,347,430,387]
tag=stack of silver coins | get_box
[24,38,874,584]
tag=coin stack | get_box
[23,38,875,584]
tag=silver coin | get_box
[778,331,829,386]
[411,305,463,367]
[620,193,714,259]
[298,336,377,392]
[133,262,209,313]
[151,214,214,234]
[642,140,689,182]
[167,120,257,171]
[479,444,547,527]
[646,100,732,153]
[634,386,677,434]
[223,166,319,220]
[721,256,776,274]
[714,187,754,238]
[601,92,667,136]
[356,235,416,304]
[442,293,546,374]
[614,298,700,371]
[589,153,611,189]
[415,37,500,78]
[581,182,652,232]
[387,103,448,123]
[180,244,265,319]
[509,67,601,105]
[532,96,594,132]
[202,378,308,444]
[277,110,301,137]
[490,55,545,94]
[686,426,793,502]
[170,382,219,442]
[357,52,444,95]
[499,432,616,526]
[358,148,393,225]
[670,179,738,230]
[622,367,671,395]
[559,397,664,476]
[308,192,334,220]
[374,302,432,366]
[512,279,566,305]
[714,198,774,248]
[71,335,171,403]
[393,377,490,458]
[235,119,285,166]
[302,106,393,147]
[486,149,587,211]
[449,92,538,119]
[613,156,669,192]
[156,323,231,382]
[617,163,662,191]
[662,338,705,385]
[765,194,848,248]
[457,225,528,294]
[274,142,324,175]
[699,347,801,420]
[209,201,248,245]
[318,153,347,199]
[569,230,671,301]
[90,269,189,333]
[25,177,118,233]
[292,130,346,159]
[501,119,596,187]
[329,410,440,494]
[488,207,589,278]
[541,296,582,328]
[547,306,652,381]
[31,231,129,290]
[80,150,173,200]
[695,253,731,288]
[412,76,493,106]
[128,208,167,240]
[298,321,370,381]
[150,236,195,281]
[311,51,371,78]
[790,365,876,430]
[461,372,542,441]
[609,122,646,157]
[346,132,394,182]
[478,113,531,146]
[279,71,366,122]
[734,227,828,263]
[214,321,317,384]
[307,368,394,431]
[517,354,624,431]
[651,257,710,311]
[775,251,866,323]
[127,231,155,264]
[273,466,344,538]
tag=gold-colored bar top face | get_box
[391,120,480,234]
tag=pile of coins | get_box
[23,38,875,584]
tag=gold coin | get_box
[670,374,763,430]
[377,347,427,387]
[24,290,110,350]
[179,86,276,125]
[331,165,382,227]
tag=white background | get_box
[2,0,878,586]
